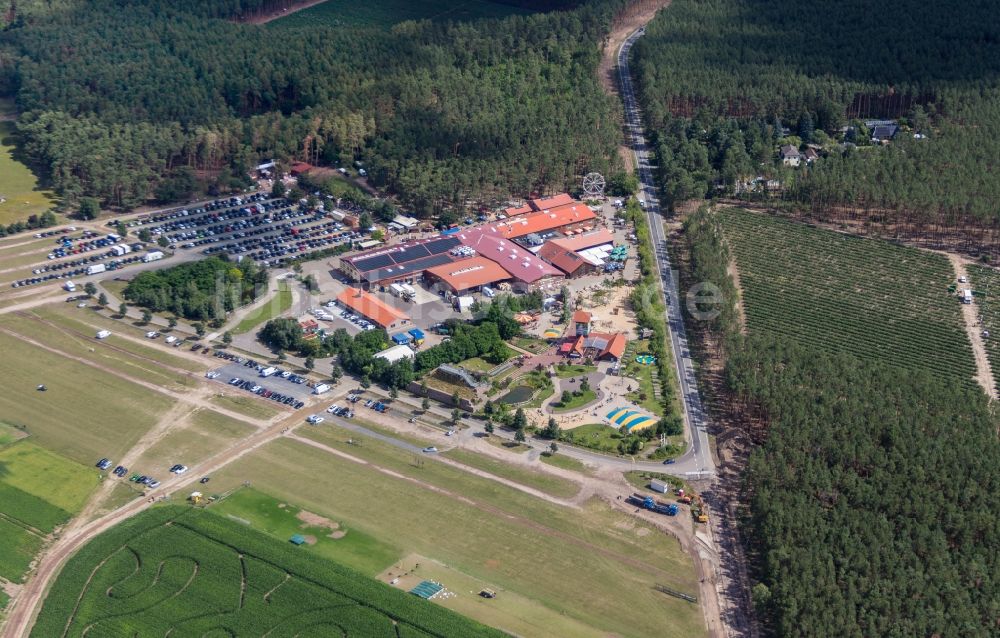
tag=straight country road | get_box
[617,28,714,479]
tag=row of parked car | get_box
[11,255,147,289]
[228,377,305,409]
[96,458,203,488]
[110,193,270,230]
[32,227,74,239]
[48,233,121,260]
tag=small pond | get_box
[499,385,534,404]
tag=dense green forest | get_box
[683,207,1000,636]
[0,0,623,213]
[633,0,1000,251]
[124,257,267,322]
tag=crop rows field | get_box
[0,440,95,582]
[32,506,506,637]
[967,265,1000,395]
[719,209,976,384]
[270,0,531,30]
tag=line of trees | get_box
[2,0,627,213]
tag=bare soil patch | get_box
[236,0,330,25]
[944,253,997,399]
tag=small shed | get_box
[392,332,413,345]
[289,534,306,546]
[649,479,669,494]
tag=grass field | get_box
[561,423,622,454]
[271,0,531,30]
[720,209,976,384]
[552,388,597,412]
[0,421,27,446]
[0,330,173,464]
[0,122,57,226]
[132,408,255,473]
[0,441,96,582]
[212,488,400,574]
[457,356,496,373]
[232,280,292,335]
[540,451,589,473]
[209,393,280,420]
[202,432,704,638]
[442,448,580,498]
[0,312,198,391]
[31,506,505,637]
[511,335,550,354]
[553,363,596,378]
[0,440,97,513]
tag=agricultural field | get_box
[967,264,1000,394]
[271,0,531,30]
[232,280,292,335]
[441,448,580,498]
[719,209,976,384]
[0,329,173,464]
[31,506,505,637]
[200,433,704,638]
[0,440,96,583]
[0,121,57,226]
[212,488,400,575]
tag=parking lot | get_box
[209,352,322,406]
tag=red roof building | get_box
[453,227,563,289]
[538,243,594,277]
[562,332,626,361]
[424,256,512,294]
[290,161,314,176]
[337,288,410,329]
[549,228,615,253]
[492,203,597,240]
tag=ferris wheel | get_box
[581,172,606,198]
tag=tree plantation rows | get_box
[717,209,976,386]
[682,208,1000,636]
[631,0,1000,243]
[0,0,626,212]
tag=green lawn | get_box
[552,388,598,412]
[561,423,622,454]
[200,433,705,638]
[458,356,496,373]
[212,488,401,575]
[270,0,531,29]
[0,121,58,226]
[512,336,550,354]
[540,452,589,473]
[0,330,173,464]
[442,448,580,499]
[232,281,293,335]
[0,440,97,512]
[554,363,596,378]
[624,471,687,495]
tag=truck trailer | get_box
[86,264,107,275]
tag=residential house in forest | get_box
[780,145,802,167]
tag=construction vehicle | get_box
[692,496,708,523]
[677,495,692,505]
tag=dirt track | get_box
[944,253,997,399]
[599,0,671,173]
[235,0,329,25]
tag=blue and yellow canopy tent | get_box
[605,407,658,432]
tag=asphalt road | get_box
[617,28,715,479]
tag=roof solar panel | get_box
[391,244,431,264]
[423,236,461,254]
[353,253,395,272]
[364,253,456,283]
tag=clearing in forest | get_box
[0,122,57,226]
[269,0,532,30]
[30,506,504,637]
[719,209,977,385]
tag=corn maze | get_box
[718,210,976,384]
[31,507,504,638]
[967,265,1000,395]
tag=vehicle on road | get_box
[422,446,438,453]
